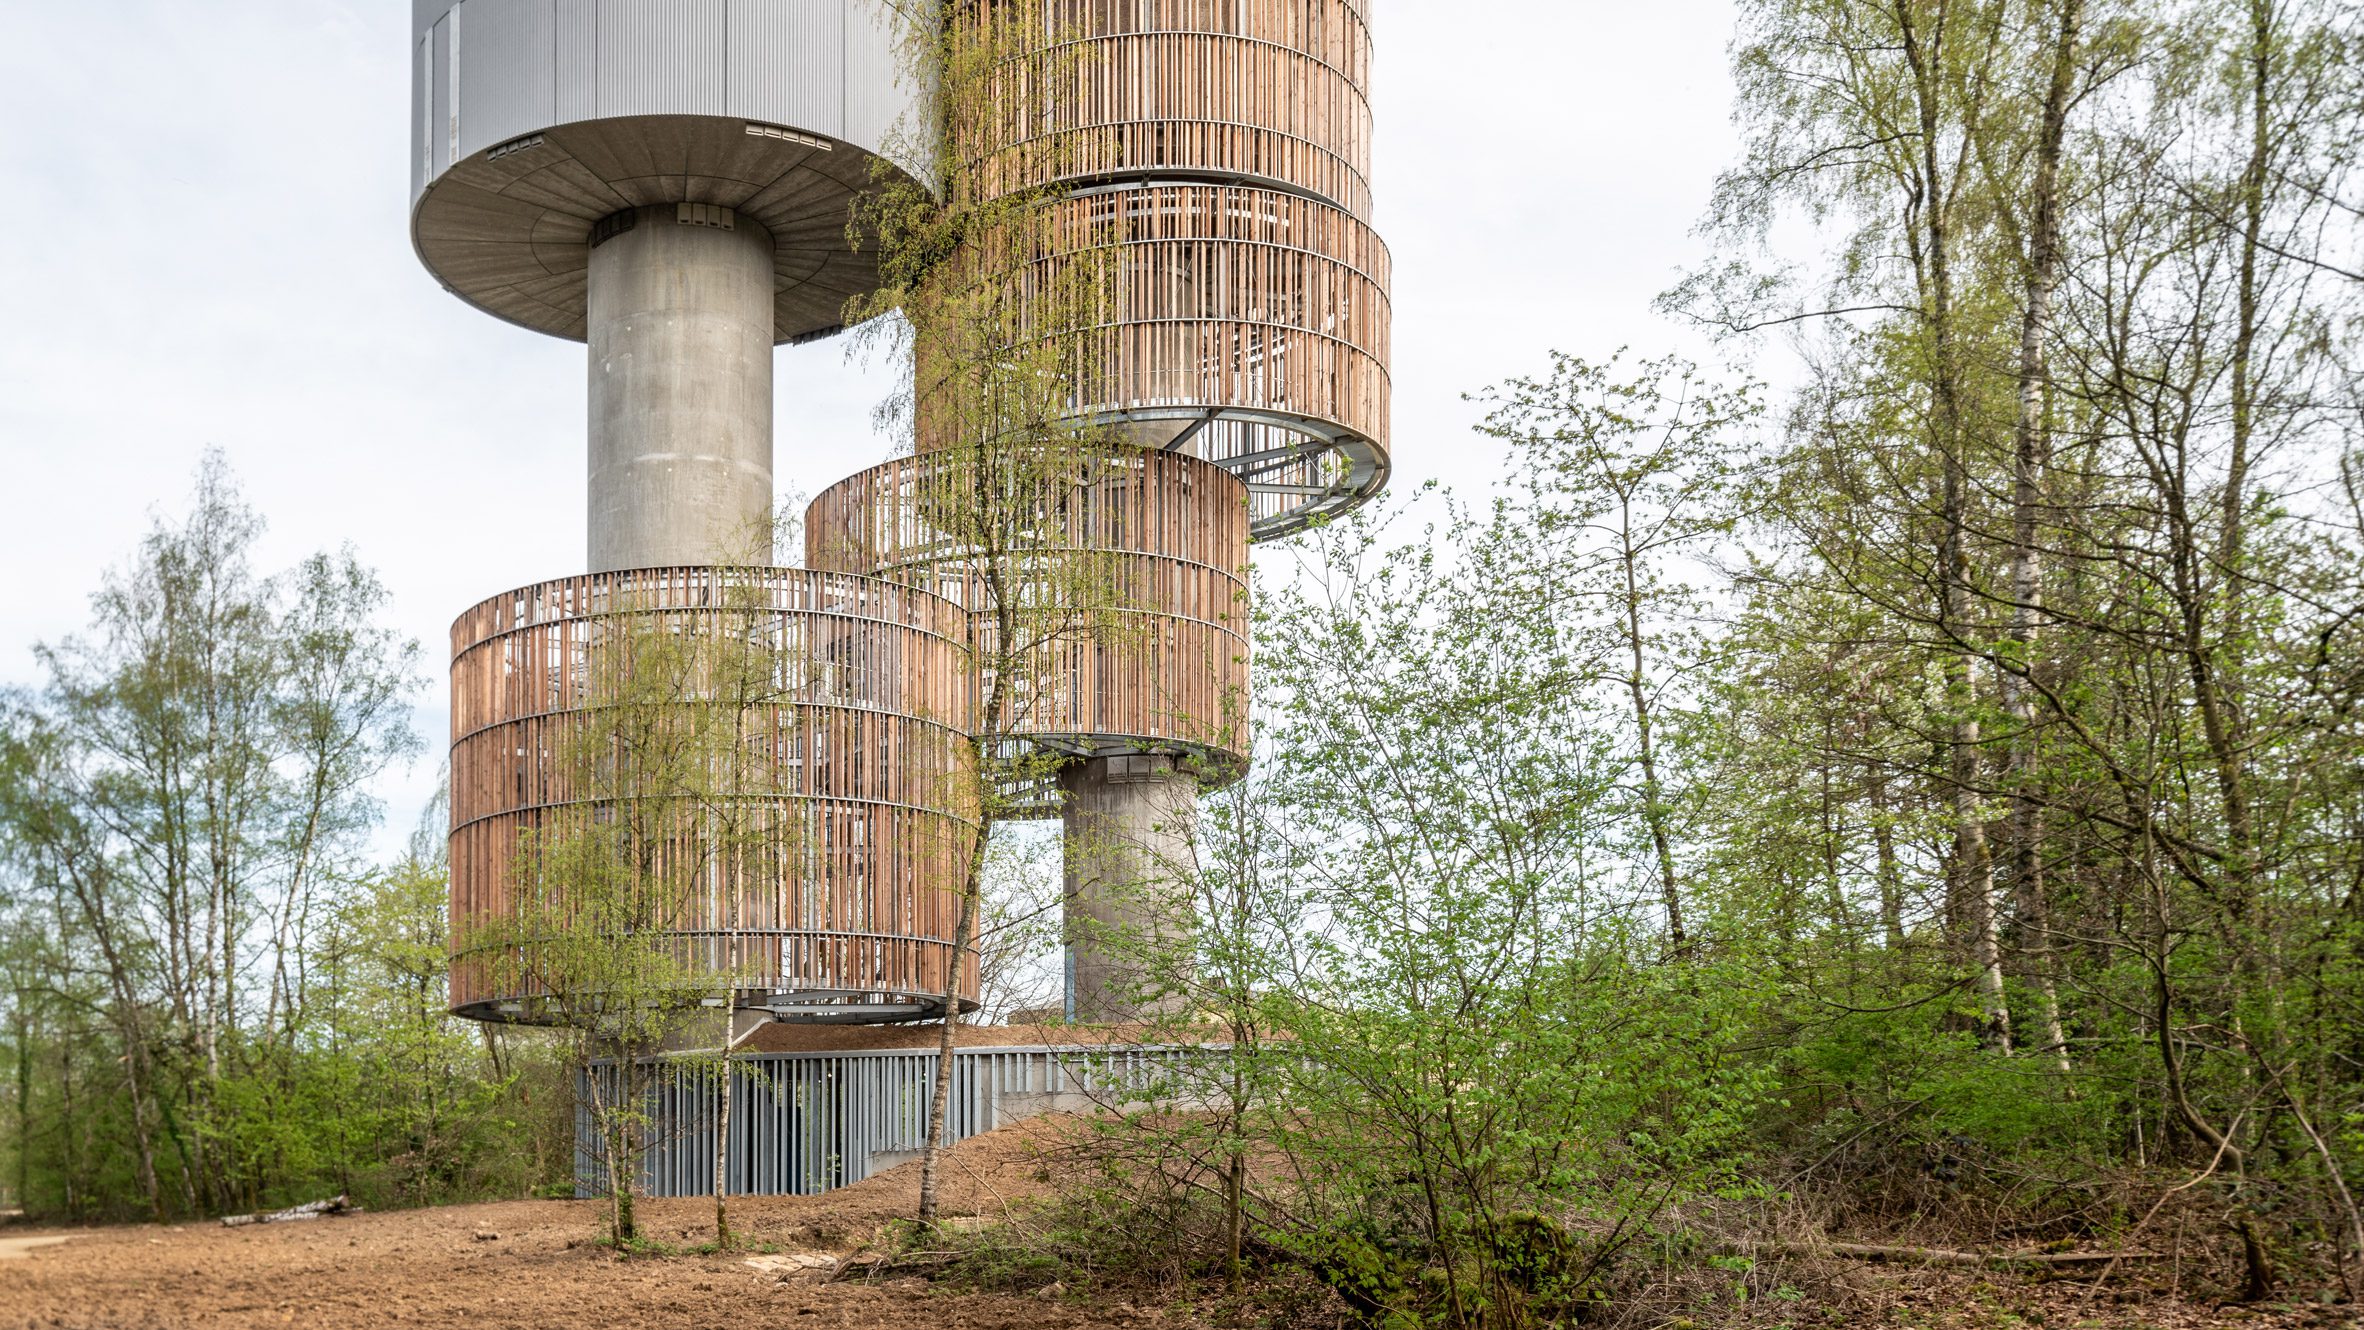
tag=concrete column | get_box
[586,204,777,572]
[1060,754,1199,1022]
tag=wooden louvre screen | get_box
[805,449,1252,777]
[919,181,1392,537]
[446,567,982,1022]
[966,0,1377,218]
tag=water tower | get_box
[412,0,1392,1181]
[415,0,979,1023]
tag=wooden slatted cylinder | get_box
[804,448,1252,795]
[964,0,1377,218]
[446,567,981,1023]
[934,1,1392,539]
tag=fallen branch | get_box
[219,1195,357,1228]
[1769,1241,2162,1269]
[829,1249,962,1282]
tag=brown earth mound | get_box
[737,1019,1212,1055]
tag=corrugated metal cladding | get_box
[414,34,431,195]
[429,16,453,174]
[413,0,914,197]
[596,0,726,117]
[841,0,907,162]
[457,0,555,160]
[555,0,599,124]
[579,1046,1207,1198]
[731,0,842,134]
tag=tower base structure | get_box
[1060,755,1202,1022]
[579,1023,1215,1198]
[417,0,1398,1202]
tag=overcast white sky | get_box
[0,1,1745,850]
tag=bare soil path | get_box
[0,1236,77,1262]
[0,1200,1158,1330]
[0,1118,1156,1330]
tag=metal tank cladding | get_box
[407,0,921,343]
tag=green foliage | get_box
[306,859,568,1208]
[0,454,565,1220]
[1662,0,2364,1286]
[1055,366,1787,1327]
[9,7,2364,1316]
[0,848,569,1220]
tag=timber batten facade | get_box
[447,568,980,1023]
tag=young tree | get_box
[1171,489,1776,1330]
[1475,353,1756,952]
[463,567,799,1246]
[843,0,1135,1227]
[314,844,554,1208]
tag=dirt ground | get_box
[0,1117,1154,1330]
[0,1117,2353,1330]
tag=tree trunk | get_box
[66,878,166,1217]
[712,1005,759,1248]
[12,996,29,1211]
[713,1025,733,1248]
[57,1037,77,1218]
[1226,1147,1246,1292]
[583,1050,633,1245]
[918,814,988,1227]
[2190,0,2275,947]
[1900,0,2010,1051]
[1621,533,1686,952]
[2236,1214,2276,1301]
[2000,0,2083,1081]
[2223,0,2269,621]
[121,1026,167,1219]
[920,574,1018,1227]
[1226,1050,1247,1292]
[1872,770,1907,951]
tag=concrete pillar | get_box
[586,204,777,572]
[1060,754,1199,1021]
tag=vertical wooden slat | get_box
[972,0,1375,219]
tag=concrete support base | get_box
[1059,754,1199,1021]
[586,203,778,572]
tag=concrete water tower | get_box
[416,0,1391,1051]
[410,0,916,571]
[415,0,986,1025]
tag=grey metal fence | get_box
[577,1043,1207,1197]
